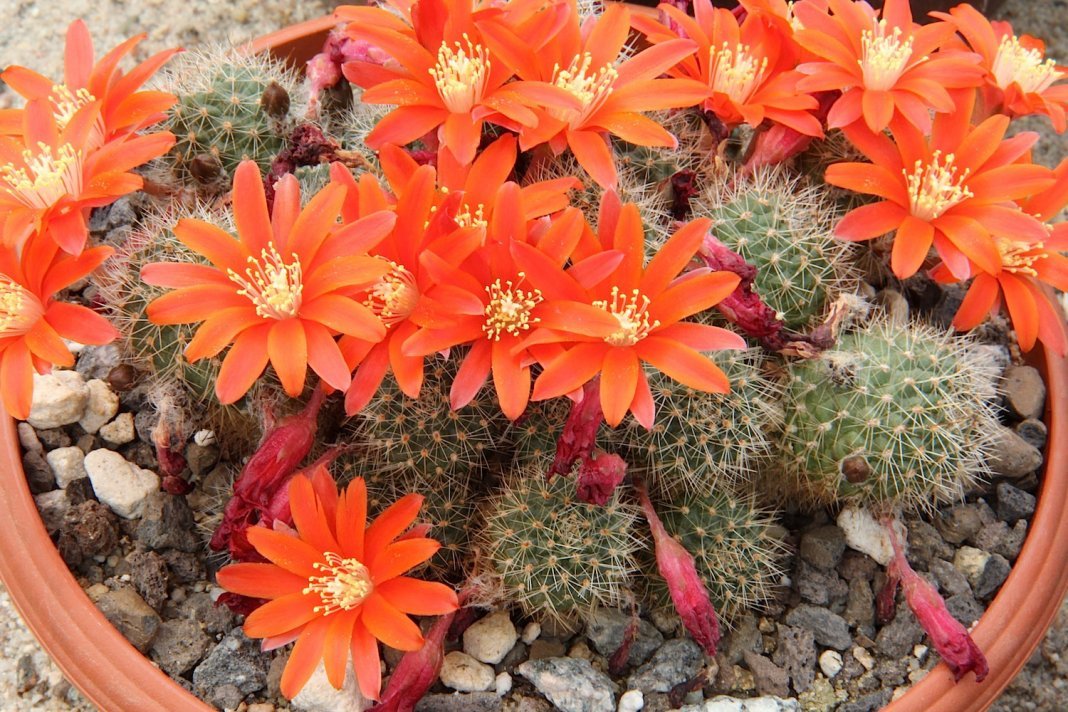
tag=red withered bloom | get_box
[142,160,396,404]
[216,467,459,700]
[935,4,1068,132]
[0,235,116,418]
[521,197,744,428]
[0,100,174,254]
[0,20,178,144]
[632,0,822,137]
[479,3,709,189]
[793,0,984,133]
[826,94,1055,280]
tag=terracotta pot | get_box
[0,11,1061,712]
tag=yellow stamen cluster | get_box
[709,42,768,105]
[996,238,1045,276]
[483,273,542,340]
[859,19,915,91]
[454,203,487,229]
[430,35,491,113]
[364,261,419,325]
[228,242,303,320]
[991,35,1064,94]
[551,53,619,129]
[0,275,44,337]
[904,151,973,221]
[50,84,96,128]
[594,286,660,347]
[303,552,374,616]
[1,142,83,209]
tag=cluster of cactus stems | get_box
[16,0,1068,702]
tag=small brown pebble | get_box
[106,363,139,392]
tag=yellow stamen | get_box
[454,203,487,230]
[996,238,1045,276]
[227,242,303,320]
[594,286,659,347]
[429,35,490,113]
[1,142,83,209]
[550,53,619,129]
[364,261,419,326]
[483,273,542,340]
[709,42,768,105]
[0,275,44,337]
[903,151,973,221]
[50,84,96,128]
[991,35,1064,94]
[303,552,373,616]
[859,19,915,91]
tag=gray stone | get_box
[989,426,1044,478]
[974,519,1027,561]
[75,343,123,381]
[772,625,815,693]
[723,615,763,665]
[904,519,952,564]
[184,441,220,477]
[784,605,851,651]
[742,652,789,698]
[934,505,983,545]
[996,482,1036,523]
[415,693,503,712]
[517,657,618,712]
[149,618,213,676]
[35,427,72,449]
[974,553,1011,600]
[586,609,664,667]
[838,551,878,582]
[34,489,70,533]
[27,370,88,429]
[875,610,924,658]
[796,561,847,607]
[177,592,234,636]
[22,449,55,494]
[94,587,161,652]
[57,500,119,567]
[875,289,909,326]
[799,526,846,570]
[929,558,971,598]
[127,550,169,611]
[193,628,271,697]
[844,578,875,635]
[17,422,42,453]
[208,684,243,710]
[135,491,199,552]
[837,690,892,712]
[464,610,518,664]
[627,639,704,693]
[1015,418,1048,450]
[945,593,985,628]
[1003,365,1045,419]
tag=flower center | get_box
[227,242,303,320]
[594,286,659,347]
[903,151,973,221]
[50,84,96,128]
[0,275,44,337]
[1,142,83,209]
[303,552,374,616]
[454,203,487,230]
[859,19,915,91]
[483,273,542,340]
[991,35,1064,94]
[996,238,1044,276]
[364,261,419,325]
[429,36,491,114]
[550,53,618,129]
[709,42,768,105]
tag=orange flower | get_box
[826,92,1055,280]
[478,2,709,189]
[632,0,822,137]
[793,0,984,133]
[934,4,1068,132]
[141,160,396,404]
[216,466,459,700]
[0,20,178,145]
[0,99,175,254]
[934,157,1068,354]
[520,197,745,427]
[0,235,117,418]
[337,0,578,165]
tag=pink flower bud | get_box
[638,485,720,656]
[373,611,456,712]
[550,379,604,479]
[576,450,627,506]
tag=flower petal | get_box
[280,617,332,699]
[375,577,459,615]
[216,563,308,600]
[370,538,442,583]
[215,323,271,404]
[245,523,323,578]
[244,592,320,639]
[268,318,309,397]
[360,593,425,651]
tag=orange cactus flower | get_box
[520,198,745,428]
[933,4,1068,132]
[632,0,822,137]
[216,466,459,700]
[0,99,175,254]
[793,0,984,133]
[0,235,117,418]
[141,160,397,404]
[478,2,709,189]
[826,93,1055,280]
[0,20,178,144]
[337,0,578,165]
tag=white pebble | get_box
[953,546,990,588]
[521,621,542,645]
[852,646,875,671]
[27,370,88,429]
[618,689,644,712]
[439,651,494,692]
[193,429,216,446]
[17,422,42,452]
[913,644,929,662]
[463,610,518,664]
[495,672,512,697]
[818,650,843,678]
[45,446,87,488]
[78,378,119,434]
[84,449,159,519]
[99,412,136,445]
[291,661,367,712]
[836,506,906,566]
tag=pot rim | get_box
[0,10,1064,712]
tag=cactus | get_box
[780,318,1000,511]
[158,48,301,184]
[692,168,856,329]
[646,487,788,623]
[506,397,572,471]
[481,470,640,621]
[615,109,711,192]
[610,351,784,495]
